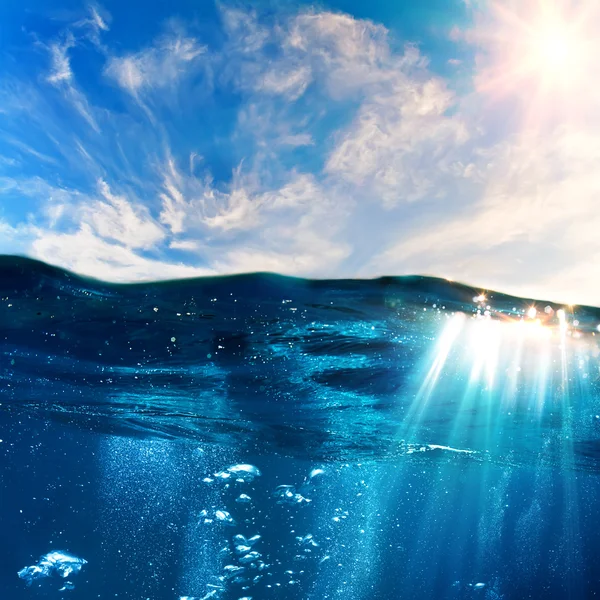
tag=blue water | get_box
[2,256,600,599]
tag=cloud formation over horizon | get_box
[0,0,599,305]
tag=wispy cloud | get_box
[220,6,269,53]
[66,3,112,54]
[218,8,470,208]
[1,2,598,303]
[257,65,312,100]
[31,225,213,282]
[47,34,76,84]
[87,179,165,249]
[88,4,110,34]
[105,30,206,96]
[367,126,600,304]
[159,158,193,235]
[0,4,476,284]
[325,75,469,207]
[169,239,202,251]
[0,175,207,282]
[42,19,103,132]
[102,25,207,124]
[3,137,60,165]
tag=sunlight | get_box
[537,29,571,65]
[468,318,501,388]
[475,0,598,125]
[413,312,467,408]
[528,19,583,80]
[393,312,466,439]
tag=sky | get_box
[0,0,599,305]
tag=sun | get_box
[534,27,572,67]
[538,30,572,65]
[525,16,584,84]
[473,0,597,124]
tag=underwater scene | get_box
[2,255,600,599]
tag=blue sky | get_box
[0,0,598,304]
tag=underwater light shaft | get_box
[396,301,595,457]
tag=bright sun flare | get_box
[527,21,582,79]
[476,0,597,122]
[536,29,571,65]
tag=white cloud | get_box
[367,126,600,303]
[211,182,351,277]
[158,154,326,234]
[289,11,388,59]
[106,57,144,95]
[47,35,75,84]
[234,102,314,152]
[158,157,204,235]
[216,240,348,276]
[63,86,100,132]
[257,65,312,100]
[219,8,396,100]
[202,185,257,232]
[220,6,269,53]
[1,175,162,249]
[152,148,350,276]
[202,172,322,233]
[326,77,469,207]
[44,32,100,132]
[105,31,206,96]
[0,176,209,282]
[31,225,213,282]
[222,8,469,208]
[86,179,165,249]
[278,14,470,207]
[5,6,471,284]
[169,239,201,251]
[159,190,188,235]
[279,133,314,147]
[73,3,111,43]
[285,11,399,99]
[0,177,83,229]
[90,5,110,33]
[0,155,19,167]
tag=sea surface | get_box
[1,256,600,599]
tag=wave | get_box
[1,255,600,472]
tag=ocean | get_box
[1,255,600,599]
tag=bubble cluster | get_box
[212,464,262,484]
[17,551,87,591]
[183,465,334,598]
[272,484,311,505]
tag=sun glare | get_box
[475,0,597,124]
[527,19,583,81]
[538,30,571,65]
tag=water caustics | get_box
[2,255,600,599]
